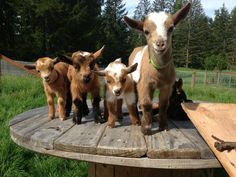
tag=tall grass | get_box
[0,75,87,177]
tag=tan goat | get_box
[95,58,140,128]
[24,57,72,120]
[124,3,191,134]
[58,46,104,124]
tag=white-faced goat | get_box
[124,3,191,134]
[95,58,140,128]
[58,46,104,124]
[24,57,72,120]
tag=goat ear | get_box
[24,64,36,70]
[52,57,60,65]
[178,78,183,86]
[93,45,105,59]
[114,58,122,63]
[57,55,73,65]
[124,63,138,74]
[172,2,191,26]
[124,16,143,32]
[93,70,106,77]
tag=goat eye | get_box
[37,70,40,73]
[120,78,126,83]
[89,63,95,70]
[144,30,150,36]
[107,80,111,84]
[168,26,174,33]
[74,64,80,70]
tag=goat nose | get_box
[114,89,121,96]
[44,76,49,80]
[83,75,90,83]
[156,40,166,50]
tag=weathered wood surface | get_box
[182,103,236,177]
[10,105,221,169]
[88,162,214,177]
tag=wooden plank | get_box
[10,111,49,146]
[9,106,47,126]
[54,120,107,154]
[88,163,96,177]
[115,166,142,177]
[24,118,74,149]
[146,121,201,159]
[96,116,147,158]
[182,103,236,177]
[96,164,114,177]
[171,120,215,159]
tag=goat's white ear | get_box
[124,63,138,74]
[115,58,122,63]
[93,45,105,59]
[57,54,73,65]
[124,16,143,32]
[93,70,106,77]
[24,64,36,70]
[172,2,191,26]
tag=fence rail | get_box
[1,54,236,89]
[177,70,236,89]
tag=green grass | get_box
[0,75,88,177]
[1,75,235,177]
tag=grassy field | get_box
[1,75,235,177]
[0,75,87,177]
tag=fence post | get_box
[216,71,220,85]
[229,75,232,88]
[204,70,207,85]
[191,71,196,88]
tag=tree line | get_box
[1,0,236,70]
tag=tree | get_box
[134,0,151,20]
[100,0,130,65]
[152,0,175,13]
[0,0,17,57]
[227,8,236,69]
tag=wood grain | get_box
[146,121,200,159]
[54,121,107,154]
[171,120,215,159]
[96,117,146,157]
[182,103,236,177]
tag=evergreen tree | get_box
[134,0,151,20]
[152,0,175,13]
[101,0,130,65]
[227,8,236,68]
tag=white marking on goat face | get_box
[105,62,127,96]
[36,58,54,82]
[144,12,173,54]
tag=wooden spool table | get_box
[10,104,221,177]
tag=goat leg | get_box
[82,93,89,116]
[73,98,83,124]
[92,97,104,123]
[65,89,72,117]
[212,135,236,152]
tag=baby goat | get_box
[95,58,139,128]
[58,46,104,124]
[124,3,191,134]
[24,57,72,120]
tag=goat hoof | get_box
[82,108,89,116]
[60,117,66,121]
[141,126,152,135]
[108,124,115,128]
[65,112,71,117]
[48,115,55,120]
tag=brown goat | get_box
[95,58,140,128]
[24,57,72,120]
[124,3,191,134]
[58,46,104,124]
